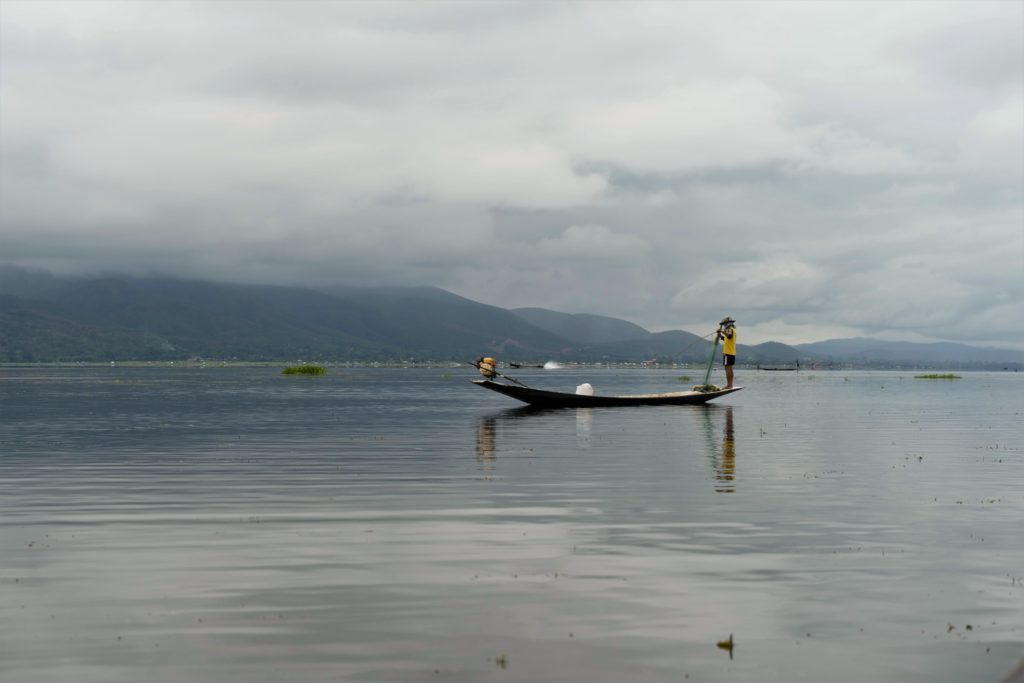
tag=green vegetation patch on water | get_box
[914,373,961,380]
[283,364,326,376]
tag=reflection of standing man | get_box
[717,317,737,389]
[716,406,736,493]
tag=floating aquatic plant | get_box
[282,364,326,375]
[915,374,961,380]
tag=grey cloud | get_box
[893,7,1024,88]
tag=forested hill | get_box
[0,272,564,361]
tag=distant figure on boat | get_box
[717,317,737,389]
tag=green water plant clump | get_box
[914,373,961,380]
[283,364,326,376]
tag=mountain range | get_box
[0,266,1020,368]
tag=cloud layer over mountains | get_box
[1,1,1021,347]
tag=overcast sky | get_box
[1,1,1021,348]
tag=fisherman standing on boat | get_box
[717,317,737,389]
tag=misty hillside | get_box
[566,330,712,362]
[744,342,804,363]
[512,308,651,345]
[0,267,1019,367]
[319,286,569,355]
[795,338,1024,366]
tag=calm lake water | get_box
[1,366,1021,683]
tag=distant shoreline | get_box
[1,361,1019,371]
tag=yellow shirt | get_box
[722,328,736,355]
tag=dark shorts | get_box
[723,354,736,367]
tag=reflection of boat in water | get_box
[476,403,736,490]
[476,417,497,463]
[473,379,741,407]
[475,406,580,464]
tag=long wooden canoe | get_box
[472,379,742,408]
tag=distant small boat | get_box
[757,361,800,371]
[472,379,742,407]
